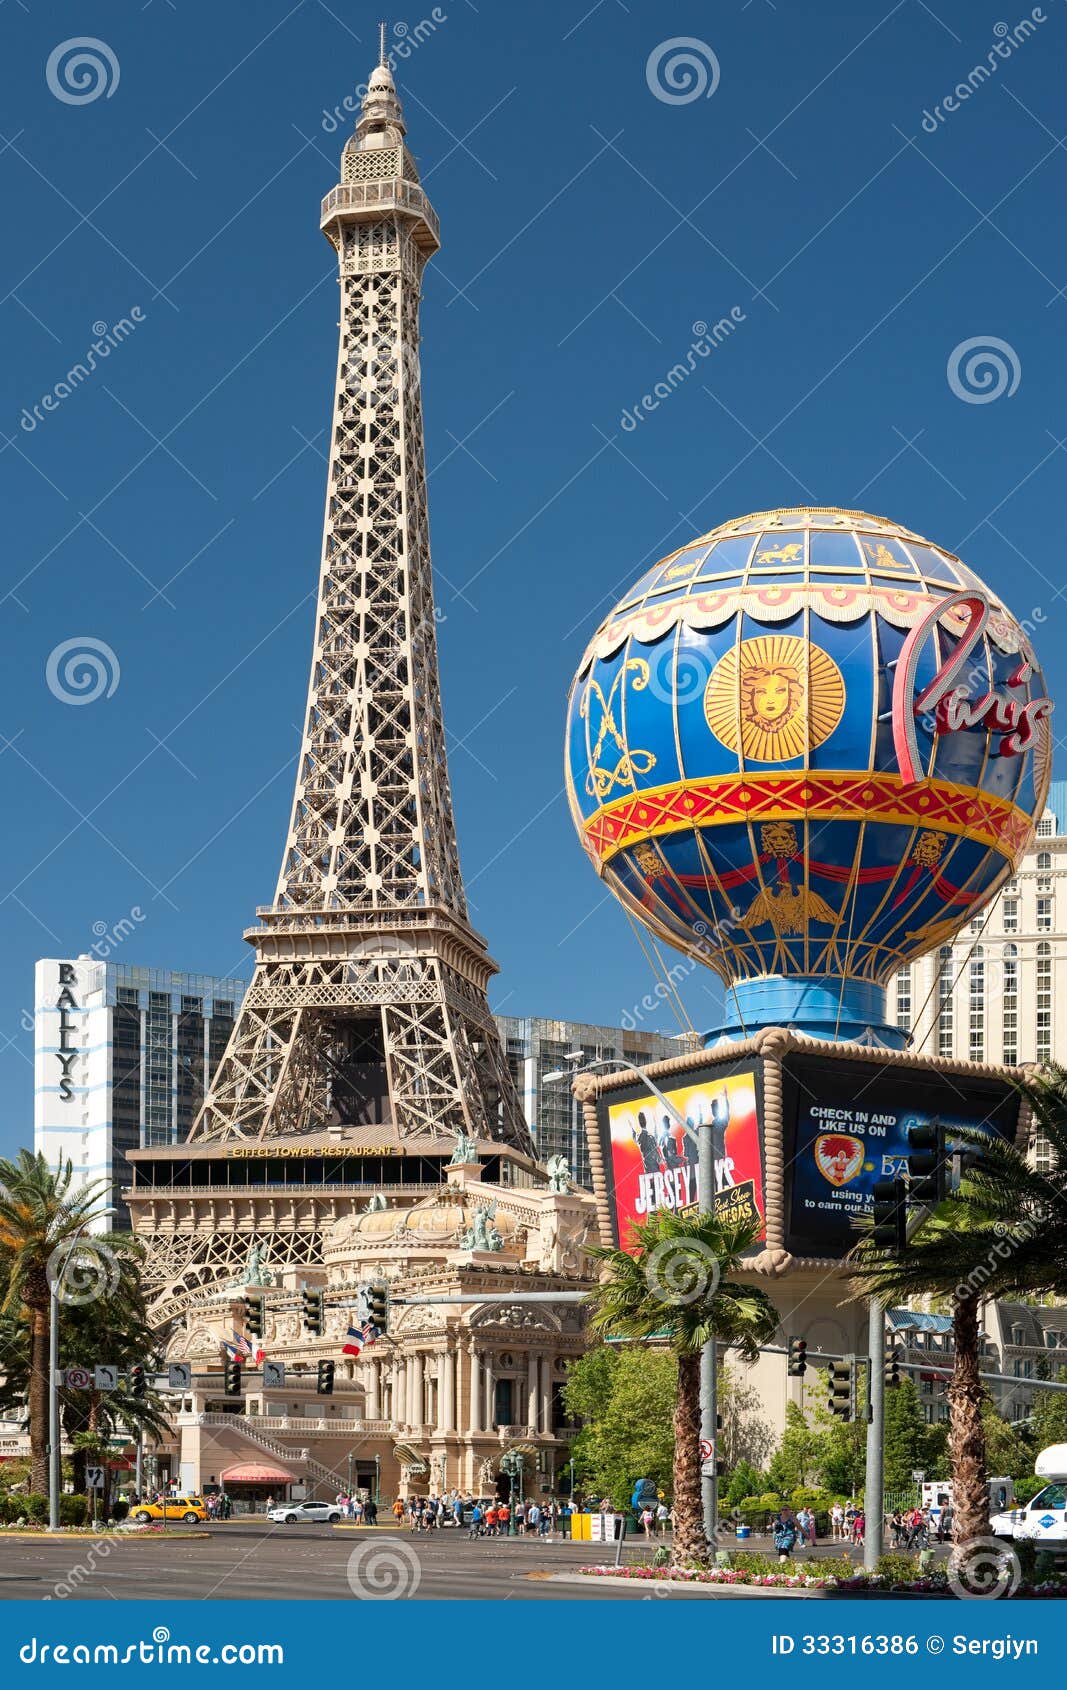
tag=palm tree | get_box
[585,1208,778,1564]
[850,1074,1067,1556]
[0,1152,112,1493]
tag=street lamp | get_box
[49,1207,117,1531]
[500,1450,524,1537]
[544,1052,720,1547]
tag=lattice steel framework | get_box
[190,59,530,1153]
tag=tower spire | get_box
[187,49,530,1158]
[379,18,387,66]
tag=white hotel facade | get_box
[893,778,1067,1168]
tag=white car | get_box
[267,1501,342,1525]
[991,1482,1067,1547]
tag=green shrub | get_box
[876,1552,920,1583]
[758,1492,782,1510]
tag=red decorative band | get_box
[581,771,1034,867]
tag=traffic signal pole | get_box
[697,1117,718,1547]
[864,1299,884,1573]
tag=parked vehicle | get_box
[266,1501,342,1525]
[132,1497,208,1523]
[992,1445,1067,1547]
[920,1475,1015,1535]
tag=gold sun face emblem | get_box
[703,633,846,763]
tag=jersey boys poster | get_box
[604,1069,765,1252]
[781,1055,1020,1258]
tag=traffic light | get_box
[885,1347,902,1389]
[302,1289,324,1335]
[367,1282,389,1336]
[225,1358,242,1397]
[317,1360,335,1396]
[827,1357,856,1422]
[907,1120,945,1207]
[787,1336,808,1377]
[130,1364,146,1399]
[872,1177,907,1254]
[244,1295,264,1340]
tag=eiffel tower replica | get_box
[184,46,531,1160]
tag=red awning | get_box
[220,1463,296,1484]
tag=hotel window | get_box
[1038,817,1054,837]
[1003,899,1018,933]
[1037,897,1052,932]
[968,948,985,1061]
[895,967,912,1034]
[1038,852,1053,869]
[1002,944,1018,1065]
[937,946,954,1058]
[1037,943,1053,1062]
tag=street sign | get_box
[700,1458,716,1479]
[262,1360,285,1389]
[85,1466,105,1491]
[64,1367,91,1390]
[93,1365,118,1392]
[912,1469,926,1482]
[699,1438,715,1461]
[167,1363,192,1390]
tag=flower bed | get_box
[579,1564,1067,1598]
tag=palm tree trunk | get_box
[671,1351,707,1564]
[28,1303,49,1497]
[948,1293,988,1550]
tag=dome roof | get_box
[564,504,1052,1032]
[332,1194,519,1252]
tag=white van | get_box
[919,1476,1014,1532]
[991,1444,1067,1545]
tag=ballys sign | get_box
[892,589,1052,786]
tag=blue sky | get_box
[2,0,1067,1156]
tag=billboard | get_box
[600,1063,765,1252]
[781,1054,1021,1258]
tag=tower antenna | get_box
[379,19,387,66]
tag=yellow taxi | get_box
[131,1496,209,1523]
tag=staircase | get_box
[198,1413,349,1496]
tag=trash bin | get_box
[735,1524,751,1540]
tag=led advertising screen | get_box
[600,1062,765,1252]
[781,1055,1021,1259]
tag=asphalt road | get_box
[0,1523,729,1602]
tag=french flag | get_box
[342,1325,365,1357]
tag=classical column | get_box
[540,1354,552,1433]
[484,1353,495,1429]
[411,1352,424,1428]
[433,1354,447,1436]
[367,1358,381,1420]
[396,1357,407,1427]
[469,1345,482,1433]
[443,1347,456,1434]
[526,1351,539,1433]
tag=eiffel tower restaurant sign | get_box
[565,507,1053,1050]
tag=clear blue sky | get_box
[2,0,1066,1155]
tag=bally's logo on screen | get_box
[814,1133,865,1187]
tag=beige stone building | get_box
[136,1159,595,1504]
